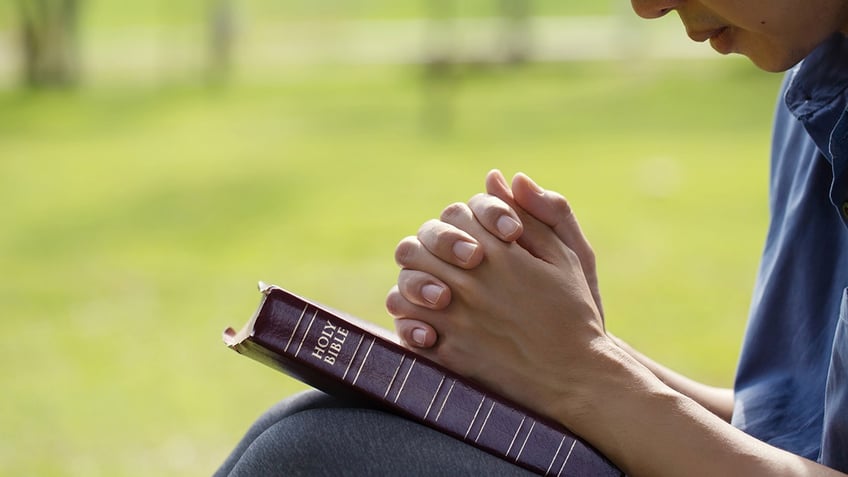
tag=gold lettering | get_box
[310,320,347,366]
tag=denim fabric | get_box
[821,289,848,470]
[213,390,537,476]
[732,34,848,471]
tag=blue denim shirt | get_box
[731,33,848,470]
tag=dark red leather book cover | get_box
[224,283,623,477]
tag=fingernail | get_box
[421,284,444,305]
[453,241,477,263]
[496,215,520,237]
[412,328,428,346]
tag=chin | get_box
[743,36,835,73]
[743,48,812,73]
[746,56,799,73]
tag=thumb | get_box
[511,172,604,318]
[484,169,516,205]
[484,169,565,263]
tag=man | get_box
[216,1,848,475]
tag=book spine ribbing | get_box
[246,288,622,477]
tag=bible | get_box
[224,282,622,477]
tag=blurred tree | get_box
[424,0,532,66]
[420,0,533,133]
[16,0,81,88]
[421,0,457,134]
[206,0,235,85]
[423,0,455,63]
[498,0,532,64]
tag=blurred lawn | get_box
[76,0,616,25]
[0,50,782,475]
[0,0,616,33]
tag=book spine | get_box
[245,288,622,477]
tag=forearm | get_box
[609,333,734,422]
[562,341,844,477]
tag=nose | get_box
[630,0,681,19]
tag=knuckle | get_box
[467,192,490,210]
[550,192,573,217]
[396,268,419,293]
[470,194,511,222]
[562,246,581,264]
[394,236,420,266]
[385,287,407,317]
[418,219,454,249]
[417,218,443,239]
[433,340,467,371]
[440,202,470,222]
[394,320,418,344]
[448,271,475,297]
[431,341,454,365]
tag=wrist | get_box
[554,336,672,441]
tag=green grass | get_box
[0,57,782,476]
[0,0,615,31]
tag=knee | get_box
[228,408,372,476]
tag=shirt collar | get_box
[784,33,848,161]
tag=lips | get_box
[708,27,734,55]
[687,27,728,43]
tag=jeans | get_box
[214,390,538,476]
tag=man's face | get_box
[631,0,848,71]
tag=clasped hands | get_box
[386,169,616,420]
